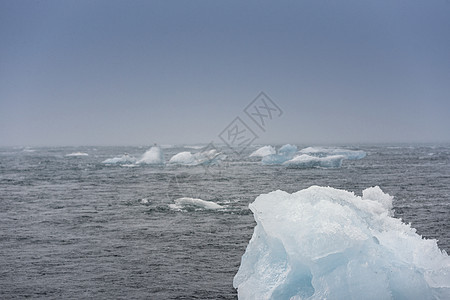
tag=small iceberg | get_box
[102,154,137,164]
[169,197,223,210]
[65,152,89,157]
[234,186,450,299]
[249,145,276,158]
[299,147,366,160]
[136,146,165,165]
[283,154,345,169]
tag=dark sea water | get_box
[1,144,449,299]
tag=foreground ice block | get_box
[234,186,450,299]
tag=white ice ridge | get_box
[136,146,165,165]
[169,197,223,210]
[234,186,450,300]
[102,154,137,164]
[249,146,276,158]
[299,147,366,160]
[65,152,89,157]
[283,154,345,169]
[168,149,225,166]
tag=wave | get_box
[65,152,89,157]
[136,146,165,165]
[234,186,450,299]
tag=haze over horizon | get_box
[1,0,449,147]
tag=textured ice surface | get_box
[283,154,345,169]
[278,144,298,157]
[234,186,450,300]
[136,146,165,165]
[169,197,223,210]
[169,149,224,165]
[300,147,366,160]
[250,146,276,157]
[102,154,137,164]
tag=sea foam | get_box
[136,146,165,165]
[234,186,450,299]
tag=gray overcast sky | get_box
[1,0,449,146]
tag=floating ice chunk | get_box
[102,154,137,164]
[261,144,298,165]
[169,151,195,165]
[169,197,223,210]
[249,146,276,157]
[169,149,225,166]
[261,154,290,165]
[283,154,345,169]
[278,144,298,157]
[65,152,89,157]
[140,198,149,204]
[300,147,366,160]
[234,186,450,299]
[136,146,165,165]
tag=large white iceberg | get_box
[169,149,225,166]
[283,154,345,169]
[102,154,137,164]
[136,146,165,165]
[169,151,196,165]
[234,186,450,299]
[250,146,276,158]
[300,147,366,160]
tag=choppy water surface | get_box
[1,144,449,299]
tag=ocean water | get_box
[1,144,449,299]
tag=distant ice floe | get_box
[169,197,223,210]
[22,147,36,153]
[169,149,225,166]
[249,145,276,158]
[234,186,450,299]
[102,154,137,164]
[136,146,165,165]
[283,154,345,169]
[299,146,366,160]
[258,144,366,168]
[65,152,89,157]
